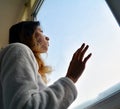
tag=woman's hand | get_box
[66,43,92,83]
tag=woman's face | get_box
[34,27,49,53]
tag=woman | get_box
[0,21,92,109]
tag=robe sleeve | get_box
[0,43,77,109]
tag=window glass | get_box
[36,0,120,108]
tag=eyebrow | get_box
[40,30,43,32]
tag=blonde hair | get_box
[26,31,52,84]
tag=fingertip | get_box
[83,45,89,51]
[79,43,85,50]
[89,53,92,55]
[82,43,85,45]
[82,43,85,47]
[86,45,89,48]
[88,53,92,57]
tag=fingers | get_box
[72,43,91,63]
[78,44,89,61]
[73,43,85,59]
[83,53,92,64]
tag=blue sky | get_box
[37,0,120,108]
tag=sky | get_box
[37,0,120,108]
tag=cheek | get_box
[34,34,47,45]
[37,38,42,43]
[35,35,42,43]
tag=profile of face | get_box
[34,27,49,53]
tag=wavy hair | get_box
[9,21,52,83]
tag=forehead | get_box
[36,26,43,31]
[36,26,41,30]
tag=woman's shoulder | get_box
[0,43,33,59]
[3,43,31,53]
[7,43,30,50]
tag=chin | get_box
[41,48,48,53]
[38,44,48,53]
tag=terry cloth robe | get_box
[0,43,77,109]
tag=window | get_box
[36,0,120,108]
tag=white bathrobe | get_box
[0,43,77,109]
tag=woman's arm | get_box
[0,43,77,109]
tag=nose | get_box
[45,36,49,41]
